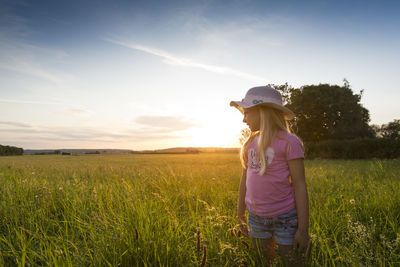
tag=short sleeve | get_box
[286,134,304,160]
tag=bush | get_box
[305,138,400,159]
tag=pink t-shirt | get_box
[245,131,304,217]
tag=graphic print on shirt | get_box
[248,147,275,169]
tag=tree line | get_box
[0,145,24,156]
[271,80,399,159]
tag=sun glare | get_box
[185,124,241,148]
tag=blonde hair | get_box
[240,107,290,175]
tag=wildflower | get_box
[349,199,355,204]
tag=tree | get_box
[377,119,400,139]
[0,145,24,156]
[268,82,295,105]
[239,128,251,145]
[276,82,374,142]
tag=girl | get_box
[230,86,310,266]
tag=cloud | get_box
[0,121,32,128]
[0,41,71,83]
[0,54,64,83]
[0,120,188,149]
[0,5,71,83]
[135,115,198,132]
[0,3,32,39]
[68,108,94,116]
[0,99,94,120]
[0,98,63,105]
[0,126,129,143]
[106,39,265,83]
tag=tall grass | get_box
[0,154,399,266]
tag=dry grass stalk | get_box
[121,178,133,193]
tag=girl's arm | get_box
[237,168,248,236]
[288,158,310,252]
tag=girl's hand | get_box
[294,230,311,256]
[237,217,249,237]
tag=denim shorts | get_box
[248,208,298,245]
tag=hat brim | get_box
[230,100,295,120]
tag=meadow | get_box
[0,153,399,266]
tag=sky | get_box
[1,0,399,150]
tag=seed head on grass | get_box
[230,227,242,237]
[93,187,97,201]
[135,228,139,240]
[230,228,235,237]
[109,187,113,201]
[200,245,207,267]
[196,228,201,251]
[241,240,249,249]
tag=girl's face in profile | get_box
[243,107,260,132]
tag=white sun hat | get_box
[230,85,295,120]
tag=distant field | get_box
[0,154,399,266]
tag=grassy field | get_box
[0,154,399,266]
